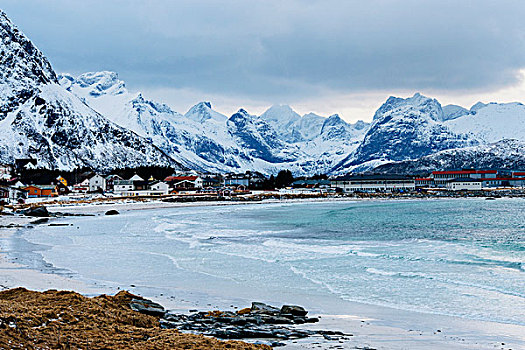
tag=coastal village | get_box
[1,159,524,206]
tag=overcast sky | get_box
[3,0,525,121]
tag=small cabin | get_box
[23,185,58,198]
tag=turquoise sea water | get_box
[14,198,525,325]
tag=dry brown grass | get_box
[0,288,270,350]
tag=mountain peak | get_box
[185,101,226,123]
[352,120,369,130]
[236,108,250,116]
[321,114,348,132]
[326,113,342,121]
[260,104,301,123]
[442,104,469,120]
[470,101,487,113]
[259,104,303,142]
[75,71,126,97]
[373,92,444,122]
[0,9,57,86]
[131,93,175,115]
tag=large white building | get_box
[446,178,483,191]
[431,170,497,187]
[331,175,415,193]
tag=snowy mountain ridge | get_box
[0,10,181,171]
[49,70,525,174]
[332,93,525,173]
[1,8,524,175]
[372,139,525,175]
[59,71,370,174]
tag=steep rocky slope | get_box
[0,10,180,171]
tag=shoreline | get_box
[0,198,523,349]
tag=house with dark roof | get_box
[164,176,202,189]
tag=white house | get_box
[0,186,27,204]
[89,174,106,192]
[446,178,483,191]
[149,181,169,195]
[195,176,204,188]
[114,180,134,194]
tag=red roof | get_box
[432,170,497,175]
[512,172,525,176]
[164,176,198,182]
[415,178,432,181]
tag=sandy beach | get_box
[0,198,523,349]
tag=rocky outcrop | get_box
[158,301,352,346]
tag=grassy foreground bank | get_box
[0,288,270,350]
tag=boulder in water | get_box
[105,210,119,216]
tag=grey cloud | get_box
[2,0,525,101]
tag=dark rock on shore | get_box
[281,304,308,317]
[105,209,120,215]
[130,297,166,317]
[23,206,49,217]
[158,302,351,345]
[251,302,281,315]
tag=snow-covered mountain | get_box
[1,9,523,175]
[0,10,180,171]
[333,93,478,172]
[372,139,525,175]
[60,71,369,174]
[41,70,525,175]
[442,104,470,121]
[446,102,525,143]
[259,104,303,142]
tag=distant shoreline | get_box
[6,186,524,214]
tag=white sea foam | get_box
[18,198,525,327]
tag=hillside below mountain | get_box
[371,139,525,175]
